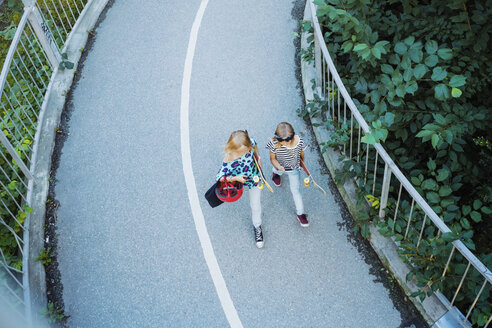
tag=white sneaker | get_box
[254,225,264,248]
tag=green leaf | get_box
[441,198,454,208]
[360,48,371,60]
[436,169,449,182]
[447,204,459,212]
[425,40,438,54]
[433,113,446,125]
[408,48,423,63]
[405,81,418,94]
[8,181,17,190]
[434,84,450,101]
[396,84,406,97]
[354,43,368,51]
[431,67,447,81]
[404,36,415,46]
[371,47,381,59]
[411,176,421,186]
[470,211,482,222]
[437,48,453,60]
[451,143,463,152]
[342,41,353,53]
[395,42,407,55]
[439,185,452,197]
[427,192,440,204]
[449,75,466,87]
[375,129,388,142]
[413,64,427,79]
[473,200,482,210]
[481,206,492,214]
[384,112,395,126]
[375,40,389,48]
[427,158,436,170]
[431,133,440,148]
[403,68,413,82]
[451,87,462,98]
[462,205,471,215]
[424,55,438,67]
[421,179,438,191]
[381,64,393,74]
[416,130,433,138]
[361,133,377,145]
[461,218,470,229]
[64,61,75,70]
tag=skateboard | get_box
[300,160,327,195]
[253,155,274,193]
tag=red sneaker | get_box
[297,214,309,227]
[272,173,281,186]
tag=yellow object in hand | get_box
[258,182,264,190]
[304,177,310,187]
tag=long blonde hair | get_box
[225,130,252,154]
[273,122,294,148]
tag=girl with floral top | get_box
[216,130,264,248]
[266,122,309,227]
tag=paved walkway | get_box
[54,1,421,327]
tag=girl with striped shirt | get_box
[266,122,309,227]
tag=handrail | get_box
[308,0,491,326]
[0,0,90,324]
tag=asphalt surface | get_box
[55,0,412,327]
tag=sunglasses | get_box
[275,132,295,142]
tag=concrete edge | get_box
[300,2,447,327]
[27,0,110,323]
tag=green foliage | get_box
[0,0,84,318]
[59,52,74,70]
[299,20,315,63]
[34,247,53,266]
[321,119,350,152]
[42,302,65,324]
[302,0,492,325]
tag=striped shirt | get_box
[266,136,306,171]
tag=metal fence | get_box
[307,1,491,327]
[0,0,89,324]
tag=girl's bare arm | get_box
[269,152,285,171]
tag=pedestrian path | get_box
[54,1,422,327]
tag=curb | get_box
[28,0,111,323]
[300,2,448,327]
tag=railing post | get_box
[27,6,60,67]
[379,162,391,219]
[313,33,322,89]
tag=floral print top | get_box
[216,138,261,189]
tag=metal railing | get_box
[0,0,89,324]
[307,1,491,327]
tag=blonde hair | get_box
[225,130,252,154]
[273,122,294,148]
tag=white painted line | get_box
[179,1,243,327]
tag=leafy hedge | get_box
[302,0,491,326]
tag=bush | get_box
[306,0,491,325]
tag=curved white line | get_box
[179,1,243,327]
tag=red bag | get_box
[215,177,243,202]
